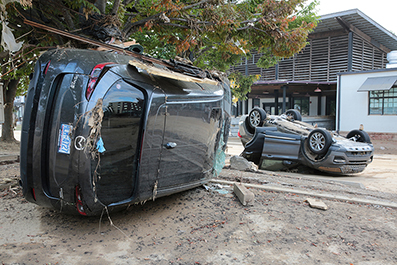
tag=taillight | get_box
[75,185,87,216]
[43,61,51,75]
[238,131,242,138]
[86,63,114,100]
[32,188,37,201]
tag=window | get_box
[369,87,397,115]
[253,98,260,108]
[95,80,145,205]
[293,97,309,116]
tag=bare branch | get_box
[157,22,189,29]
[181,0,212,11]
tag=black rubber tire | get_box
[307,129,332,155]
[285,109,302,121]
[247,108,266,130]
[346,130,371,143]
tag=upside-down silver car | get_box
[238,108,374,175]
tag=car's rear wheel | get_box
[307,129,332,155]
[247,108,266,131]
[285,109,302,121]
[346,130,371,143]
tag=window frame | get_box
[368,86,397,115]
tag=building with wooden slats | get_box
[231,9,397,130]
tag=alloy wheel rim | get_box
[250,111,260,127]
[310,132,325,151]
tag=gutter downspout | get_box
[282,85,287,113]
[337,74,341,134]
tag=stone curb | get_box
[210,179,397,209]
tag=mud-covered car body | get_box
[238,108,374,175]
[20,49,231,216]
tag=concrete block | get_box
[233,183,254,206]
[305,198,328,210]
[230,155,258,171]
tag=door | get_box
[157,100,222,190]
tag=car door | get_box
[156,81,224,191]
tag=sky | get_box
[317,0,397,35]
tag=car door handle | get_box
[164,142,177,149]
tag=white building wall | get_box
[338,70,397,133]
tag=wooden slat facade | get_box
[229,23,392,121]
[232,32,387,83]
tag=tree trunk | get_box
[95,0,106,14]
[1,78,19,142]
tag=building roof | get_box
[315,9,397,51]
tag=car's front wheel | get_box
[307,129,332,155]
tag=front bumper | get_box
[302,143,374,174]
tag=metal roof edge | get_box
[319,9,397,43]
[353,9,397,41]
[337,68,397,76]
[254,80,336,85]
[319,9,360,20]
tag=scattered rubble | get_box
[233,182,254,206]
[305,198,328,210]
[229,155,258,171]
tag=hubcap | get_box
[310,132,325,151]
[249,111,261,127]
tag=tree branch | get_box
[111,0,121,15]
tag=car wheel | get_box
[307,129,332,155]
[346,130,371,143]
[247,108,266,129]
[285,109,302,121]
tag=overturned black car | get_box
[239,108,374,175]
[20,49,231,216]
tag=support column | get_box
[348,31,353,72]
[282,85,287,113]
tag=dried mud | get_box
[0,140,396,264]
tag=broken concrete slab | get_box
[229,155,258,172]
[233,183,254,206]
[305,198,328,210]
[0,155,19,164]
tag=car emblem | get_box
[74,136,86,151]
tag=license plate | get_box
[58,124,73,154]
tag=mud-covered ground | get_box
[0,140,397,264]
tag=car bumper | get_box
[302,146,374,174]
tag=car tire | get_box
[247,108,266,131]
[346,130,371,143]
[307,129,332,155]
[285,109,302,121]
